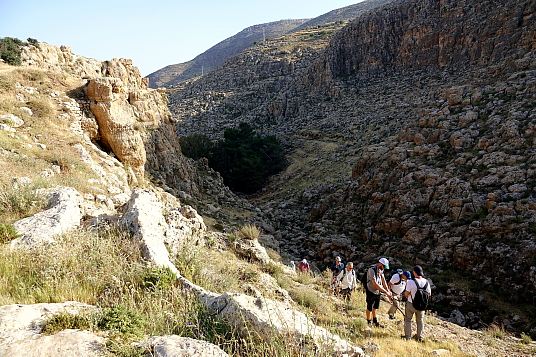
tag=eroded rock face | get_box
[325,0,536,79]
[21,42,104,79]
[84,59,205,196]
[11,186,82,247]
[119,189,207,273]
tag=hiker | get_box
[329,256,345,295]
[289,261,296,270]
[365,258,392,327]
[402,265,432,341]
[387,269,411,319]
[336,261,357,301]
[297,259,311,274]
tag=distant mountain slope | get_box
[294,0,392,30]
[146,19,308,88]
[147,0,394,88]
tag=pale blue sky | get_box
[1,0,363,76]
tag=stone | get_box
[11,187,82,247]
[431,349,451,356]
[0,302,102,357]
[119,189,179,275]
[0,113,24,127]
[148,336,229,357]
[203,293,365,357]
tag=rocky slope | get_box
[146,19,308,88]
[167,0,536,335]
[147,0,393,89]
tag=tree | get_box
[179,134,214,160]
[0,37,25,66]
[209,122,286,194]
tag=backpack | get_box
[411,278,430,311]
[360,265,377,291]
[391,273,403,286]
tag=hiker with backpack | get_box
[336,261,357,301]
[330,256,345,295]
[364,258,392,327]
[402,265,432,342]
[387,269,411,319]
[297,259,311,274]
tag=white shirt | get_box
[337,268,357,290]
[405,277,432,303]
[389,273,407,295]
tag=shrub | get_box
[27,38,39,47]
[97,304,146,337]
[209,122,286,193]
[485,324,506,339]
[140,266,176,290]
[0,180,47,220]
[179,133,214,160]
[236,224,260,240]
[42,313,92,335]
[0,223,19,243]
[0,37,25,66]
[521,332,532,344]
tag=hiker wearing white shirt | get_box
[403,265,432,342]
[336,262,357,301]
[387,269,410,319]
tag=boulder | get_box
[202,293,364,357]
[148,336,229,357]
[119,189,180,275]
[0,302,102,357]
[11,187,82,247]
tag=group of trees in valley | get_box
[179,123,286,194]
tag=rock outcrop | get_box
[0,302,103,357]
[119,188,206,273]
[11,186,82,247]
[21,42,104,79]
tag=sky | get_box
[1,0,363,77]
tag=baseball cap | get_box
[379,258,390,269]
[414,265,424,276]
[335,256,341,261]
[402,271,411,279]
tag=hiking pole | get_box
[381,293,407,319]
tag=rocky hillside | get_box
[167,0,536,336]
[1,27,536,357]
[293,0,392,30]
[147,0,393,89]
[146,19,308,88]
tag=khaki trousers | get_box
[404,301,425,339]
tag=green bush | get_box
[0,223,19,243]
[140,266,176,290]
[179,133,214,160]
[27,38,40,48]
[97,304,146,337]
[209,122,286,194]
[42,313,92,335]
[0,37,25,66]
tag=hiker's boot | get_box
[372,318,384,328]
[367,320,372,326]
[388,313,395,320]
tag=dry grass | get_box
[0,64,105,206]
[236,223,261,240]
